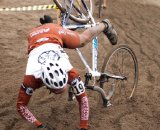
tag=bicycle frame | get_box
[61,0,99,77]
[64,24,100,76]
[60,0,126,83]
[56,0,127,106]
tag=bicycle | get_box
[53,0,138,107]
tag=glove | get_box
[102,19,118,45]
[40,15,53,24]
[37,124,55,130]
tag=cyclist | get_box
[17,15,117,130]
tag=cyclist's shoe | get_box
[78,128,87,130]
[102,19,118,45]
[37,124,55,130]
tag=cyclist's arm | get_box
[17,88,42,127]
[76,93,89,129]
[68,69,89,129]
[17,76,43,127]
[79,23,105,47]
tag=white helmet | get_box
[41,59,68,90]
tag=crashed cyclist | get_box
[17,15,117,130]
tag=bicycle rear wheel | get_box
[53,0,93,24]
[100,45,138,105]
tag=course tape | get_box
[0,4,58,12]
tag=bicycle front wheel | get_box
[53,0,93,24]
[100,45,138,105]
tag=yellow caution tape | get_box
[0,4,59,12]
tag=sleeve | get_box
[17,75,43,126]
[61,29,81,49]
[17,88,42,126]
[67,69,89,129]
[76,92,89,129]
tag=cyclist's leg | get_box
[68,68,89,129]
[61,23,105,49]
[79,22,106,47]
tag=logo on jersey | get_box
[58,29,76,37]
[30,27,50,37]
[58,29,66,35]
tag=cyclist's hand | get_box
[102,19,118,45]
[37,124,55,130]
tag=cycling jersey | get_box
[28,23,80,54]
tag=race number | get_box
[71,78,85,96]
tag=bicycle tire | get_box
[100,45,138,105]
[53,0,93,24]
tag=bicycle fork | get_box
[84,73,114,107]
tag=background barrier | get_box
[0,4,57,12]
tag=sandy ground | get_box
[0,0,160,130]
[132,0,160,6]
